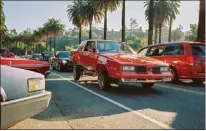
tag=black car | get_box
[30,54,43,61]
[52,51,73,72]
[42,52,52,61]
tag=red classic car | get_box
[70,40,173,90]
[137,42,205,84]
[0,49,50,77]
[0,48,16,58]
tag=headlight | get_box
[62,60,67,64]
[160,66,169,72]
[27,78,45,92]
[121,66,135,71]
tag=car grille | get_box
[135,66,147,73]
[152,67,161,74]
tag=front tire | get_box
[98,72,111,90]
[192,78,205,84]
[170,67,179,83]
[73,65,81,81]
[142,83,154,88]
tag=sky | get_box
[4,1,200,33]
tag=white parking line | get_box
[50,72,174,129]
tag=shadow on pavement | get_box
[33,76,205,129]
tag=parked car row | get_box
[70,40,205,90]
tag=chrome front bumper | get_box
[1,91,51,129]
[121,78,172,83]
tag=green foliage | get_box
[185,24,198,41]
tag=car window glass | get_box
[190,44,205,56]
[137,48,148,57]
[59,52,69,58]
[147,46,164,56]
[84,41,95,51]
[164,44,184,55]
[0,49,6,54]
[78,41,86,51]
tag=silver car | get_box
[1,65,51,129]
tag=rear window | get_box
[190,44,205,56]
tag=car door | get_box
[81,41,97,71]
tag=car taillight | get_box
[187,56,194,66]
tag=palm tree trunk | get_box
[104,6,108,40]
[159,24,162,43]
[79,26,82,44]
[148,0,154,45]
[121,0,126,42]
[89,21,92,39]
[154,27,158,44]
[197,0,205,42]
[54,37,56,55]
[49,38,52,52]
[46,40,48,51]
[168,17,173,42]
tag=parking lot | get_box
[10,69,205,129]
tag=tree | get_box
[121,0,126,42]
[197,0,205,42]
[129,18,138,36]
[0,0,7,43]
[144,0,154,45]
[168,1,180,42]
[81,0,104,39]
[43,18,65,54]
[67,0,87,44]
[171,25,184,42]
[92,0,120,40]
[185,24,198,41]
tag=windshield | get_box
[59,52,70,58]
[42,52,52,57]
[97,41,136,54]
[33,54,42,58]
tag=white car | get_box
[1,65,51,129]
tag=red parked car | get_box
[137,42,205,84]
[70,40,173,90]
[0,49,50,78]
[0,48,16,58]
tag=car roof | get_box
[140,41,205,49]
[84,39,118,42]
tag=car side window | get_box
[137,48,148,57]
[84,41,96,51]
[164,44,184,55]
[147,45,164,56]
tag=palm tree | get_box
[0,0,7,43]
[92,0,121,40]
[168,1,180,42]
[144,0,154,45]
[121,0,125,42]
[81,0,104,39]
[197,0,205,42]
[67,0,87,44]
[43,18,65,54]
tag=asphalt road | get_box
[10,69,205,129]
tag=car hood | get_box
[101,53,167,66]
